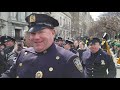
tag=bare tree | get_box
[88,12,120,39]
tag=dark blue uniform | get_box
[0,36,17,75]
[70,48,78,54]
[84,49,116,78]
[1,43,84,78]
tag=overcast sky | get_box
[90,12,103,21]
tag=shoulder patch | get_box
[73,57,83,72]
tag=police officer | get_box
[1,36,18,69]
[64,39,78,54]
[55,36,64,47]
[0,41,5,51]
[1,13,84,78]
[0,40,7,76]
[83,37,116,78]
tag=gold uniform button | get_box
[56,56,60,60]
[35,71,43,78]
[16,76,19,78]
[19,63,22,67]
[49,67,53,72]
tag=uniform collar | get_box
[91,49,101,57]
[37,43,56,55]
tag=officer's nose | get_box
[33,33,42,40]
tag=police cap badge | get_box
[25,13,59,33]
[29,14,36,23]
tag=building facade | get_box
[51,12,72,39]
[0,12,72,40]
[0,12,94,40]
[79,12,94,37]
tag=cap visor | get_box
[28,26,46,33]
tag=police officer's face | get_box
[0,45,5,50]
[4,40,15,47]
[58,40,63,46]
[30,28,55,52]
[64,44,70,50]
[89,42,101,53]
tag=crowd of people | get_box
[0,13,118,78]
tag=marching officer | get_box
[1,13,84,78]
[82,37,116,78]
[55,36,64,47]
[0,36,18,69]
[64,39,78,54]
[0,40,7,76]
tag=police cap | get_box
[57,37,63,41]
[89,37,101,45]
[0,37,3,45]
[0,36,15,43]
[25,13,59,33]
[65,39,74,44]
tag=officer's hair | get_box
[24,31,30,38]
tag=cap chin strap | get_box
[37,23,52,27]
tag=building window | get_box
[60,17,62,26]
[10,12,17,20]
[17,12,21,21]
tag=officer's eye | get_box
[30,33,36,35]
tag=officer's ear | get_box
[51,29,56,36]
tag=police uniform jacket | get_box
[1,43,84,78]
[3,46,18,68]
[84,49,116,78]
[70,48,78,54]
[0,52,8,75]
